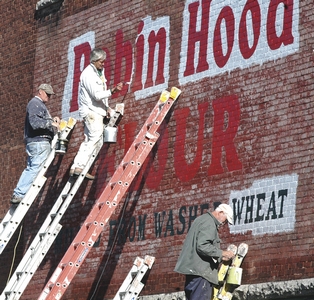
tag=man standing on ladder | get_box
[69,48,123,180]
[10,84,60,205]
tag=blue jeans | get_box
[13,141,51,198]
[185,275,212,300]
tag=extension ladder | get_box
[0,118,77,256]
[0,104,124,300]
[38,87,181,300]
[113,255,155,300]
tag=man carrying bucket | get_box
[69,48,123,180]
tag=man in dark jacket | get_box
[10,84,60,204]
[174,203,235,300]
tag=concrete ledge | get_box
[233,278,314,300]
[138,278,314,300]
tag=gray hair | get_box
[90,48,106,62]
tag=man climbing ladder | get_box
[38,87,181,300]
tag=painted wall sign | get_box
[61,0,299,120]
[179,0,299,84]
[230,173,298,235]
[102,173,298,245]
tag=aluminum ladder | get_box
[0,105,124,300]
[0,118,77,256]
[113,255,155,300]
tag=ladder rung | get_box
[119,292,126,298]
[98,202,105,209]
[61,263,68,269]
[144,255,155,268]
[39,232,46,240]
[73,242,80,249]
[86,222,92,229]
[129,281,144,294]
[110,182,117,189]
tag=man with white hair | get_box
[69,48,124,179]
[174,203,235,300]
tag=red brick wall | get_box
[1,0,314,299]
[0,0,37,290]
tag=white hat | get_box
[216,204,233,225]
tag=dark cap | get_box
[38,83,55,95]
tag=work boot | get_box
[10,194,23,205]
[69,167,95,180]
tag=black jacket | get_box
[24,96,56,144]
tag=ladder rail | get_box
[40,135,158,292]
[112,257,145,300]
[0,162,93,300]
[38,87,181,300]
[70,94,170,232]
[0,119,77,255]
[113,255,155,300]
[0,108,124,300]
[1,224,63,300]
[39,96,169,279]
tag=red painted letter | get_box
[184,0,211,76]
[267,0,294,50]
[208,95,242,175]
[213,6,235,68]
[239,0,261,59]
[174,102,209,182]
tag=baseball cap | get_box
[38,83,55,95]
[217,204,233,225]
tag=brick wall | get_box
[0,0,38,290]
[0,0,314,299]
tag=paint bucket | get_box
[55,138,69,154]
[104,126,118,143]
[226,267,242,286]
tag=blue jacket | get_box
[174,212,223,285]
[24,96,56,144]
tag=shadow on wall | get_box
[87,111,174,300]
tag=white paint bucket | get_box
[104,126,118,143]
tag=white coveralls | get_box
[71,63,113,171]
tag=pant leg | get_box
[13,141,51,197]
[72,110,104,169]
[184,276,213,300]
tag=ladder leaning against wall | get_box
[0,104,125,300]
[37,87,181,300]
[0,117,77,256]
[113,255,155,300]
